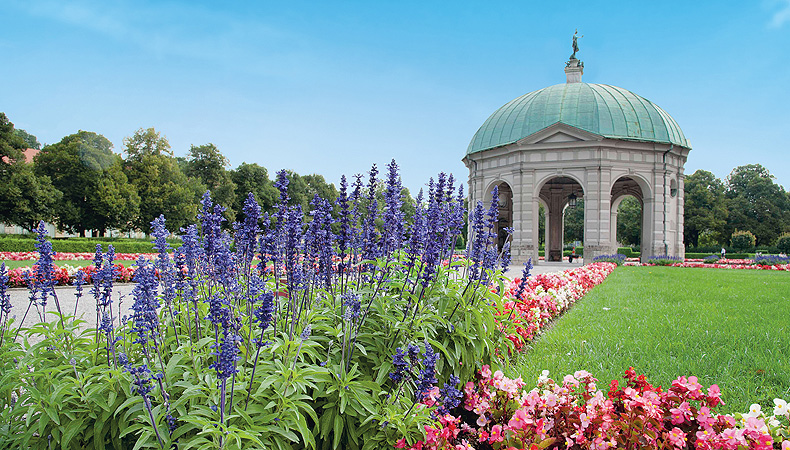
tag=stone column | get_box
[583,163,612,260]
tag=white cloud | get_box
[769,0,790,28]
[6,0,304,71]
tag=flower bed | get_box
[0,251,156,261]
[396,367,789,450]
[4,262,138,287]
[621,257,790,271]
[497,262,616,351]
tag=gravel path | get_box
[5,260,583,342]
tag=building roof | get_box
[466,82,690,155]
[1,148,39,164]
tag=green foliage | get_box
[13,128,40,150]
[730,229,756,252]
[0,237,180,253]
[563,199,584,244]
[1,252,512,450]
[122,127,172,162]
[776,232,790,254]
[230,163,279,217]
[615,196,642,247]
[725,164,789,246]
[0,112,26,163]
[617,247,635,257]
[124,135,203,233]
[184,143,237,221]
[0,161,61,231]
[0,113,61,230]
[684,170,728,247]
[34,131,134,236]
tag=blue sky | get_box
[2,0,789,193]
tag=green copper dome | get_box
[466,83,689,155]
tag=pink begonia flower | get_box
[423,386,440,407]
[707,384,724,406]
[669,401,691,425]
[697,406,716,427]
[667,427,687,448]
[508,409,531,430]
[454,440,473,450]
[782,440,790,450]
[424,425,439,444]
[745,416,769,433]
[719,428,745,450]
[489,425,504,443]
[395,438,407,448]
[563,374,578,386]
[579,412,590,430]
[574,369,591,379]
[480,365,491,379]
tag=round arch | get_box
[610,175,650,260]
[536,175,585,262]
[483,180,515,251]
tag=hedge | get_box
[0,237,181,253]
[685,252,751,260]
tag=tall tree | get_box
[683,170,728,247]
[725,164,788,246]
[123,127,172,162]
[0,113,60,229]
[13,128,41,150]
[34,131,126,236]
[123,128,204,233]
[184,143,236,220]
[616,196,642,247]
[230,162,279,217]
[86,160,141,235]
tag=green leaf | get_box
[333,414,343,449]
[61,417,85,449]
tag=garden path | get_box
[6,261,583,341]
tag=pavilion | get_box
[462,42,691,263]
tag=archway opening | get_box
[487,182,513,252]
[611,177,645,256]
[539,176,584,262]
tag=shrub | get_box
[646,255,684,266]
[592,253,626,265]
[777,232,790,254]
[730,230,756,253]
[616,247,634,257]
[753,254,790,266]
[0,163,515,449]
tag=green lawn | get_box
[512,266,790,413]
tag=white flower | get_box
[774,398,789,417]
[747,403,762,418]
[537,370,550,384]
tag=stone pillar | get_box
[584,164,612,260]
[610,207,619,253]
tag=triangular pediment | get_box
[516,122,604,146]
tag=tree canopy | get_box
[725,164,789,246]
[0,113,60,230]
[683,170,728,247]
